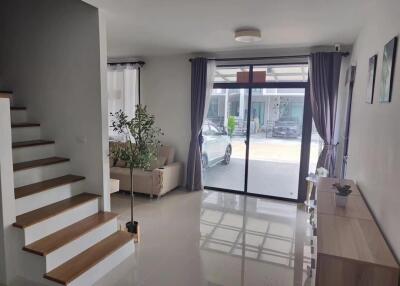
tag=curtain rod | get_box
[107,61,145,66]
[188,52,350,62]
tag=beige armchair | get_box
[110,144,184,198]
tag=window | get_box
[209,124,220,134]
[252,88,263,96]
[230,100,240,116]
[253,64,309,82]
[213,64,309,84]
[203,124,211,136]
[208,98,219,117]
[214,66,250,83]
[107,64,138,140]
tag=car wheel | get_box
[202,155,208,169]
[222,146,232,165]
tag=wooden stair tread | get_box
[15,175,85,199]
[13,193,99,229]
[12,139,55,149]
[44,231,133,285]
[13,157,69,171]
[11,106,26,110]
[0,91,12,99]
[24,212,118,256]
[11,122,40,128]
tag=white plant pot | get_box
[335,194,348,207]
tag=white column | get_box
[98,11,111,212]
[239,89,245,120]
[224,90,229,127]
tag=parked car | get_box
[202,121,232,168]
[272,120,300,138]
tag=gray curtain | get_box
[186,58,208,191]
[309,52,342,176]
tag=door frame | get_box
[204,63,312,203]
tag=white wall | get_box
[141,55,191,183]
[0,99,17,285]
[346,0,400,260]
[0,0,108,282]
[98,10,111,212]
[0,0,109,210]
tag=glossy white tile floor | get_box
[93,189,313,286]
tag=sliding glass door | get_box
[247,88,305,200]
[202,88,248,192]
[203,64,312,202]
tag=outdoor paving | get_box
[204,158,300,199]
[203,136,319,199]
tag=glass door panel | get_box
[247,88,306,199]
[203,88,248,192]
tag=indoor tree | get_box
[110,105,162,233]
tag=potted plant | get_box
[110,105,162,233]
[333,183,352,207]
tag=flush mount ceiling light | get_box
[234,28,262,43]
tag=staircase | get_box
[8,95,134,285]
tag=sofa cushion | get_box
[110,167,153,194]
[158,145,175,165]
[147,156,167,171]
[116,160,127,167]
[109,156,126,168]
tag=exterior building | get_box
[207,88,305,137]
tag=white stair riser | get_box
[12,126,41,142]
[9,276,57,286]
[13,230,56,285]
[14,162,70,188]
[69,239,134,286]
[13,144,56,163]
[46,218,118,272]
[17,246,48,284]
[11,110,28,123]
[15,181,84,216]
[23,198,99,245]
[15,243,59,286]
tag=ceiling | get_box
[83,0,380,58]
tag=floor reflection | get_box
[93,189,311,286]
[200,190,310,286]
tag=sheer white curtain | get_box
[107,64,138,140]
[203,60,216,122]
